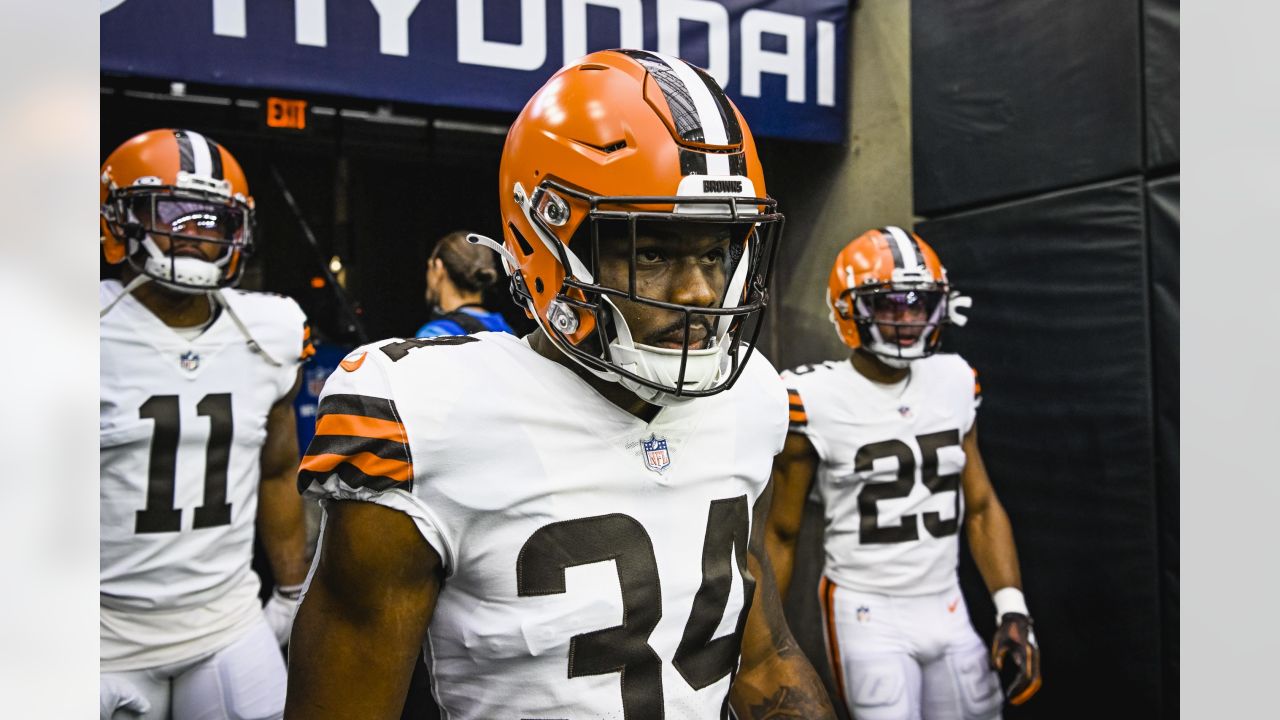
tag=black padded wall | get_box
[1144,0,1180,170]
[919,179,1161,718]
[1147,175,1179,713]
[912,1,1178,716]
[911,0,1143,215]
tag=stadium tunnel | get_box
[101,1,1178,718]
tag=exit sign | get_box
[266,97,307,130]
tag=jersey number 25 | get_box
[857,429,962,544]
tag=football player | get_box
[99,129,311,719]
[286,50,836,719]
[766,227,1042,720]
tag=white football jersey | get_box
[782,354,980,595]
[100,280,307,669]
[300,332,789,719]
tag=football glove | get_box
[990,612,1042,705]
[263,583,304,646]
[100,675,151,717]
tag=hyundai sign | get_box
[100,0,849,142]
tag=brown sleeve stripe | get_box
[305,434,408,463]
[318,394,401,423]
[298,393,413,493]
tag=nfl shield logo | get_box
[641,435,671,473]
[179,351,200,371]
[856,606,871,623]
[306,367,327,398]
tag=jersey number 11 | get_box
[135,394,234,534]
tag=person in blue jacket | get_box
[415,230,515,338]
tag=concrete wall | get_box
[754,4,913,715]
[760,0,913,372]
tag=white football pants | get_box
[100,616,286,720]
[818,577,1003,720]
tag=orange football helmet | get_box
[100,129,254,292]
[481,49,783,404]
[827,226,951,367]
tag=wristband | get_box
[992,587,1029,623]
[275,583,305,601]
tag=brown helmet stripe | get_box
[172,130,196,174]
[618,49,737,178]
[881,227,905,269]
[206,137,224,180]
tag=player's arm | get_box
[258,369,310,640]
[764,431,819,602]
[962,422,1021,593]
[285,500,442,719]
[961,421,1042,704]
[730,480,837,719]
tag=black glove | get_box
[990,612,1041,705]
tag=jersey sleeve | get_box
[954,356,981,434]
[786,386,809,432]
[779,369,831,463]
[740,349,790,456]
[298,346,456,571]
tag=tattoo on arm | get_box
[741,686,834,719]
[730,482,837,719]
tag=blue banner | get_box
[100,0,848,143]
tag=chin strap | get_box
[99,274,152,319]
[211,290,284,367]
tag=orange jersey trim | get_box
[313,413,408,445]
[299,451,413,484]
[819,577,849,707]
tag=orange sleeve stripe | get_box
[789,410,808,423]
[315,414,409,444]
[299,451,413,483]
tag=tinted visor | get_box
[133,196,249,246]
[868,289,945,321]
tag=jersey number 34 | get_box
[517,495,752,719]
